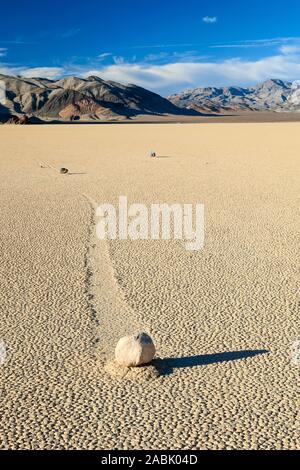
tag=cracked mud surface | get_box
[0,123,299,449]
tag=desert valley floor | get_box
[0,123,299,449]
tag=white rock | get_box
[115,332,155,367]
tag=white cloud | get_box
[0,48,7,57]
[203,16,217,24]
[0,39,33,44]
[126,37,300,50]
[98,52,112,60]
[212,44,258,49]
[143,50,208,65]
[279,45,300,55]
[20,67,64,79]
[82,53,300,94]
[113,56,125,65]
[212,37,300,49]
[128,43,202,50]
[0,66,12,75]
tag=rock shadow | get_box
[153,349,269,376]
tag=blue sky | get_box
[1,0,300,94]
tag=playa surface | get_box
[0,123,299,450]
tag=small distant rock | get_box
[115,332,155,367]
[150,151,156,157]
[60,167,69,174]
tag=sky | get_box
[1,0,300,94]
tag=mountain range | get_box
[0,74,192,123]
[1,75,300,123]
[168,79,300,114]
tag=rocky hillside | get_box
[168,79,300,114]
[0,74,193,123]
[2,75,300,123]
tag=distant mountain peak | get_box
[86,75,105,82]
[168,78,299,114]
